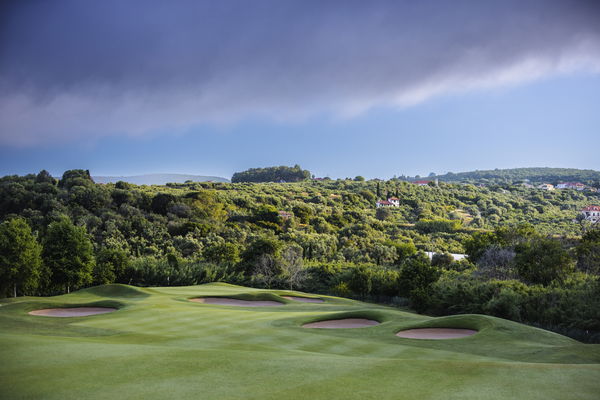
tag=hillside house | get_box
[581,206,600,223]
[413,180,431,186]
[538,183,555,190]
[425,252,466,261]
[557,182,585,190]
[387,197,400,206]
[376,197,399,208]
[278,211,293,220]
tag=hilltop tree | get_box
[42,217,95,293]
[0,218,43,297]
[58,169,94,189]
[35,169,56,184]
[231,165,311,183]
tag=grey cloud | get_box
[1,0,599,145]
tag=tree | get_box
[151,193,176,215]
[203,242,240,266]
[348,265,373,297]
[0,218,43,297]
[292,204,313,224]
[253,254,279,288]
[95,247,130,284]
[575,229,600,275]
[431,252,454,269]
[243,236,281,263]
[398,253,440,312]
[475,245,516,280]
[514,238,574,285]
[231,165,311,183]
[370,244,396,265]
[280,245,306,290]
[43,217,95,293]
[354,176,365,182]
[253,204,281,225]
[375,207,392,221]
[58,169,94,189]
[391,241,417,265]
[35,169,56,184]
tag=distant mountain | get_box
[430,167,600,186]
[93,174,229,185]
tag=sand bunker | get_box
[395,328,477,339]
[28,307,117,317]
[190,297,283,307]
[281,296,324,303]
[302,318,379,328]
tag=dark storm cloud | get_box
[1,0,599,145]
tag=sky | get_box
[1,0,599,179]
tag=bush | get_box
[415,219,462,234]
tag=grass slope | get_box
[1,283,599,400]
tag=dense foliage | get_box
[231,165,311,183]
[1,169,599,341]
[430,167,600,186]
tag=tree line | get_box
[1,169,599,341]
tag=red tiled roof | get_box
[377,200,393,205]
[582,205,600,212]
[413,180,430,184]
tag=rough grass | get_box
[1,283,599,400]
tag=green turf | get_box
[1,283,599,399]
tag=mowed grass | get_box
[1,283,599,400]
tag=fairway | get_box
[1,283,599,400]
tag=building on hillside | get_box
[278,211,293,220]
[581,206,600,223]
[413,180,431,186]
[557,182,585,190]
[425,252,466,261]
[537,183,555,190]
[387,197,400,206]
[376,198,399,208]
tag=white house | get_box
[376,197,400,208]
[425,252,466,261]
[557,182,585,190]
[413,180,431,186]
[581,205,600,223]
[387,197,400,206]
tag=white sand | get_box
[281,296,324,303]
[395,328,477,339]
[190,297,283,307]
[28,307,117,317]
[302,318,379,328]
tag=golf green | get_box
[1,283,599,399]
